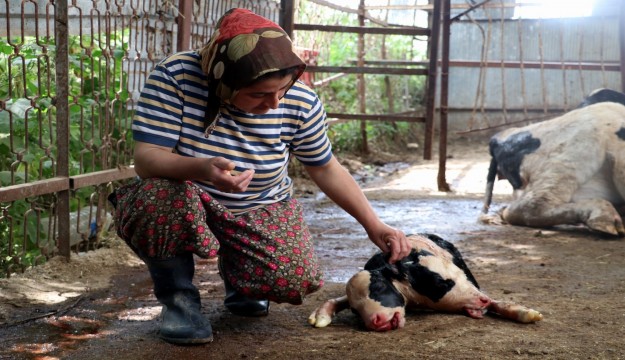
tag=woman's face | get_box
[231,74,294,114]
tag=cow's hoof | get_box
[587,218,621,237]
[478,213,504,225]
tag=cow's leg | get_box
[502,166,624,235]
[505,196,624,236]
[308,295,351,328]
[611,152,625,211]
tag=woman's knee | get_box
[113,178,219,259]
[223,257,324,304]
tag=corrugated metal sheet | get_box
[444,13,621,134]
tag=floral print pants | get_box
[110,178,324,304]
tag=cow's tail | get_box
[481,157,498,214]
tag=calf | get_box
[308,234,542,331]
[480,101,625,236]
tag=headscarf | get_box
[199,8,307,130]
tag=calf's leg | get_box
[308,295,350,328]
[489,300,543,323]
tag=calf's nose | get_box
[369,312,401,332]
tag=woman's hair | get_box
[248,66,303,87]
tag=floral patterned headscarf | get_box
[199,8,307,130]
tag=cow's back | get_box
[492,102,625,178]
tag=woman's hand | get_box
[366,222,412,263]
[133,141,254,192]
[207,157,255,193]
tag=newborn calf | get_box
[309,234,543,331]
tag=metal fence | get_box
[0,0,280,277]
[444,0,625,138]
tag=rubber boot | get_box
[145,254,213,344]
[218,257,269,317]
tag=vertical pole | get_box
[437,0,451,192]
[618,1,625,92]
[280,0,295,38]
[55,0,70,258]
[358,0,368,154]
[177,0,193,51]
[424,0,441,160]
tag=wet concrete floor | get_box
[0,194,495,360]
[302,196,490,283]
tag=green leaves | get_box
[1,29,134,276]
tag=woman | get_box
[110,8,415,345]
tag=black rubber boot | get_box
[145,254,213,344]
[218,257,269,317]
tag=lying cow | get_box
[577,88,625,108]
[480,101,625,236]
[308,233,542,331]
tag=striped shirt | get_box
[132,51,333,213]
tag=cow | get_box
[577,88,625,108]
[308,234,543,332]
[479,100,625,237]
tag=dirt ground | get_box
[1,139,624,360]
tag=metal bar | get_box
[280,0,295,37]
[620,1,625,92]
[446,107,565,113]
[70,167,137,189]
[326,113,425,122]
[55,0,70,258]
[450,0,493,22]
[306,65,428,76]
[176,0,193,51]
[424,0,441,160]
[357,0,368,154]
[438,0,451,192]
[293,23,430,36]
[449,60,621,71]
[348,59,429,67]
[0,178,70,203]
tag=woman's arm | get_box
[303,156,411,262]
[133,141,254,193]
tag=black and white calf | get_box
[308,234,542,332]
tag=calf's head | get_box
[346,268,407,331]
